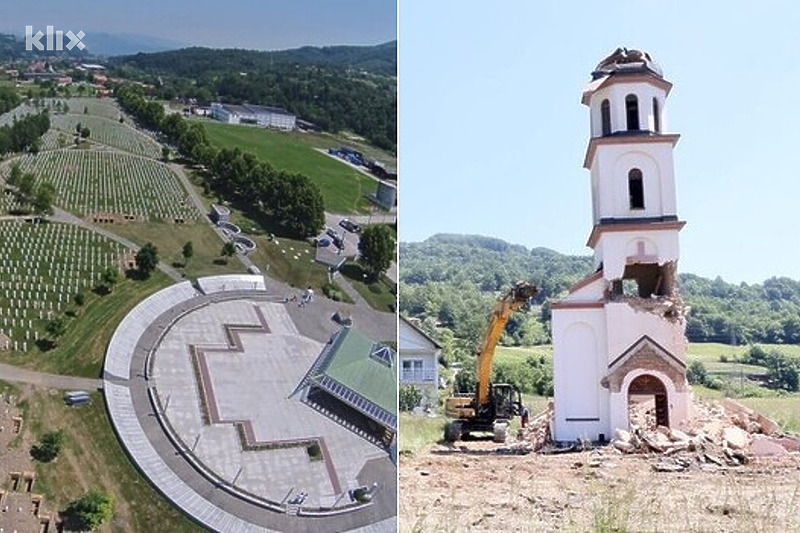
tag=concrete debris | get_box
[516,402,553,452]
[513,397,799,473]
[608,397,800,468]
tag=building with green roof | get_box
[297,327,397,448]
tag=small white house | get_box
[399,316,441,409]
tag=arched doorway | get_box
[627,373,669,428]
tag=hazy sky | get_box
[400,1,800,284]
[0,0,397,50]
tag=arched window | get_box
[625,94,639,131]
[601,99,611,136]
[652,97,660,132]
[628,168,644,209]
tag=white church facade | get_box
[552,48,691,443]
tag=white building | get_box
[552,48,690,443]
[399,316,441,409]
[210,102,296,130]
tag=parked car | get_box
[338,219,361,233]
[326,226,340,239]
[316,237,332,247]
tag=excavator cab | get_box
[445,383,523,442]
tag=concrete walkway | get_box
[0,363,102,390]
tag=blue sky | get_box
[0,0,397,50]
[400,1,800,284]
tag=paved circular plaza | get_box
[103,276,396,533]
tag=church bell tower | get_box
[552,48,691,443]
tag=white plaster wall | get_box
[590,142,678,222]
[588,81,668,137]
[564,276,607,302]
[596,229,680,280]
[604,302,688,365]
[552,308,610,442]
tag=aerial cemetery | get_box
[6,151,198,222]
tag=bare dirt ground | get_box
[400,443,800,532]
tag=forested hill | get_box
[109,42,397,149]
[112,41,397,76]
[399,234,800,348]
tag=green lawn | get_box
[495,345,553,365]
[110,222,244,279]
[202,121,378,214]
[340,263,396,312]
[738,396,800,433]
[23,387,202,532]
[399,412,446,453]
[687,342,800,362]
[0,272,171,377]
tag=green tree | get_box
[161,145,171,162]
[687,361,708,386]
[32,181,56,216]
[83,105,88,114]
[399,385,423,411]
[182,241,194,264]
[97,266,120,294]
[45,316,68,341]
[135,243,159,278]
[221,241,236,258]
[7,161,22,186]
[80,126,90,139]
[17,172,36,199]
[358,225,395,280]
[31,430,65,462]
[63,489,113,530]
[73,291,85,306]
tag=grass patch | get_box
[737,396,800,433]
[0,272,171,377]
[399,412,446,454]
[110,222,244,279]
[340,263,396,312]
[25,388,203,532]
[202,121,378,214]
[686,342,800,362]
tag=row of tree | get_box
[115,84,325,238]
[0,109,51,155]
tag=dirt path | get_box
[0,362,101,390]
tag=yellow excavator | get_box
[444,281,538,443]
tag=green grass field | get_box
[202,121,379,214]
[110,222,244,279]
[20,386,202,532]
[0,271,171,377]
[340,263,396,312]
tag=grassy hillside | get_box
[202,121,380,214]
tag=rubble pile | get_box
[611,398,800,471]
[516,402,553,452]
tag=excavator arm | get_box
[475,281,538,408]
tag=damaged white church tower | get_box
[552,48,690,443]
